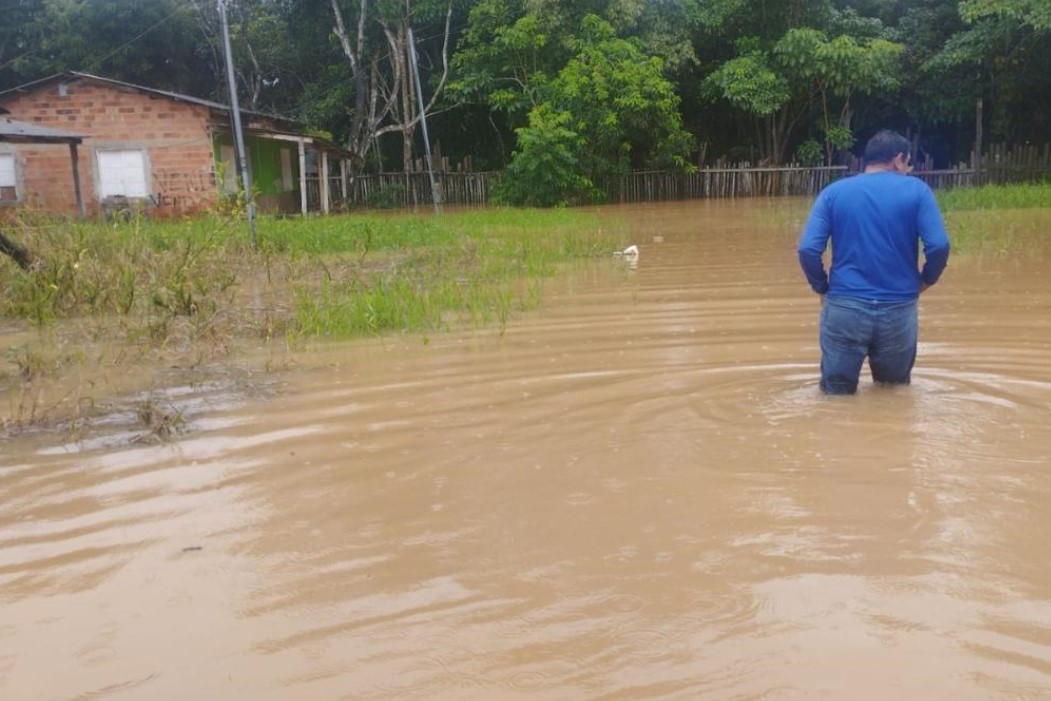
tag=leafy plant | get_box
[795,139,824,166]
[494,14,693,206]
[367,183,407,209]
[494,106,595,207]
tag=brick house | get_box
[0,72,353,217]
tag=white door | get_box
[97,150,148,198]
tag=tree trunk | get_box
[332,0,386,172]
[331,0,453,175]
[399,22,415,173]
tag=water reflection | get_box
[2,199,1051,700]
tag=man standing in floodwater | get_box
[798,129,951,395]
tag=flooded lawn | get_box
[2,199,1051,700]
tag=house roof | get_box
[0,72,353,157]
[0,116,84,143]
[0,71,300,130]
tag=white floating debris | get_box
[613,244,639,269]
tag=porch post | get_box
[298,138,307,215]
[341,158,348,203]
[69,141,86,220]
[320,150,330,214]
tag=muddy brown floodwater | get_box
[2,199,1051,701]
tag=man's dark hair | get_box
[864,129,911,164]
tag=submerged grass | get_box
[278,209,611,338]
[0,208,616,334]
[937,182,1051,256]
[936,182,1051,211]
[1,211,245,328]
[5,184,1046,436]
[0,207,621,430]
[771,182,1051,255]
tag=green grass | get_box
[278,209,616,338]
[257,208,614,256]
[936,182,1051,256]
[0,207,622,430]
[936,182,1051,211]
[0,207,620,340]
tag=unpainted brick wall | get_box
[0,79,221,217]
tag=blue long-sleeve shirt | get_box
[798,172,951,301]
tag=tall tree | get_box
[0,0,45,91]
[328,0,455,173]
[448,0,697,165]
[497,15,692,205]
[960,0,1051,30]
[187,0,296,110]
[909,0,1051,152]
[697,1,902,163]
[3,0,213,96]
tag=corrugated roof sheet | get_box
[0,117,83,141]
[0,72,297,128]
[0,73,352,155]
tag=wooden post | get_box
[320,150,330,214]
[974,96,984,185]
[341,158,348,204]
[69,142,86,220]
[298,138,307,215]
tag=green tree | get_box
[775,28,901,163]
[700,11,901,163]
[449,6,554,120]
[960,0,1051,30]
[0,0,45,90]
[913,0,1051,149]
[691,0,827,161]
[4,0,213,96]
[498,15,692,206]
[449,0,698,166]
[495,104,593,206]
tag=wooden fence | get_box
[343,142,1051,209]
[346,172,494,209]
[851,142,1051,191]
[983,142,1051,182]
[598,166,848,202]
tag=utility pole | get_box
[218,0,258,246]
[405,1,441,214]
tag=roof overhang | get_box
[0,72,305,134]
[227,125,354,159]
[0,117,84,144]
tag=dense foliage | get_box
[2,0,1050,198]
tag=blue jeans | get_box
[819,296,918,395]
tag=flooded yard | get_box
[2,199,1051,700]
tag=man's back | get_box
[798,172,950,301]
